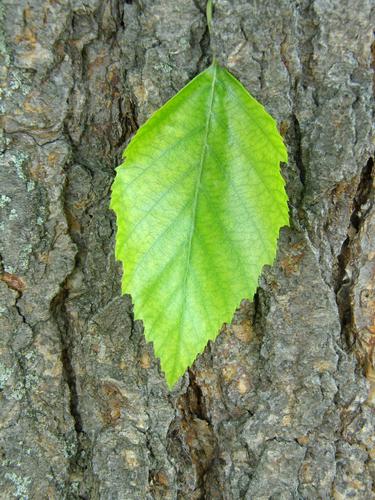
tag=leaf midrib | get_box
[178,63,218,345]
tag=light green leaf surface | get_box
[111,62,288,388]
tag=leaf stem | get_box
[206,0,213,34]
[206,0,217,64]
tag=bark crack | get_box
[51,282,91,495]
[178,369,218,499]
[193,0,211,71]
[292,113,306,191]
[335,157,374,355]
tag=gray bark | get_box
[0,0,374,498]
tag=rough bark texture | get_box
[0,0,374,498]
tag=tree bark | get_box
[0,0,373,498]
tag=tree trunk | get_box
[0,0,373,498]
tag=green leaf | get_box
[111,62,288,388]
